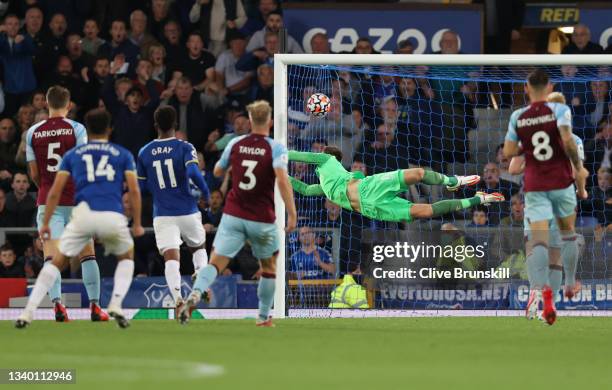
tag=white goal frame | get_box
[272,54,612,319]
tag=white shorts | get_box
[153,212,206,254]
[59,202,133,257]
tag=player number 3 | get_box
[239,160,258,190]
[531,131,553,161]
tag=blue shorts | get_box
[36,206,74,240]
[524,218,562,248]
[524,184,577,224]
[213,214,279,260]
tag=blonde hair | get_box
[547,92,566,104]
[247,100,272,127]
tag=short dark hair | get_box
[0,244,15,254]
[154,106,177,132]
[85,108,112,135]
[12,171,28,182]
[323,145,342,162]
[527,69,549,89]
[46,86,71,110]
[267,10,283,19]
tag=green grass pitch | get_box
[2,317,611,389]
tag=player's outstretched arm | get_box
[125,171,145,237]
[508,155,525,175]
[40,171,69,239]
[276,168,297,233]
[288,150,331,165]
[289,176,324,196]
[559,125,589,199]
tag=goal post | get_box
[273,54,612,319]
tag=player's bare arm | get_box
[27,161,40,188]
[508,155,525,175]
[213,162,226,178]
[125,171,145,237]
[558,124,588,199]
[275,167,297,233]
[40,171,70,239]
[502,139,521,159]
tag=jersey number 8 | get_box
[531,131,553,161]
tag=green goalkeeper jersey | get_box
[288,151,364,212]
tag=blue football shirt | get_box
[137,138,200,217]
[60,140,135,213]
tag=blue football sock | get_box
[561,233,579,286]
[45,258,62,302]
[527,244,549,289]
[193,264,218,296]
[257,273,276,321]
[81,257,100,303]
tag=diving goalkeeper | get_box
[289,147,504,223]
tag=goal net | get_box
[273,55,612,318]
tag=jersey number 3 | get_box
[82,154,116,182]
[531,131,553,161]
[238,160,258,190]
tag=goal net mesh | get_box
[284,63,611,314]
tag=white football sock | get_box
[164,260,182,303]
[109,260,134,308]
[192,248,208,272]
[25,263,61,313]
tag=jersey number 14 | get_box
[82,154,116,182]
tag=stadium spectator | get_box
[583,80,611,140]
[80,57,112,112]
[352,37,377,55]
[132,59,165,104]
[20,6,44,74]
[38,13,68,79]
[495,144,522,185]
[310,32,330,54]
[82,19,105,56]
[5,172,35,227]
[395,39,414,54]
[468,206,490,227]
[205,112,251,153]
[148,43,172,85]
[240,0,278,36]
[149,0,177,42]
[249,64,273,104]
[189,0,247,57]
[214,31,253,100]
[500,193,524,228]
[355,123,407,175]
[289,226,335,280]
[562,24,603,54]
[129,10,156,58]
[300,96,351,149]
[0,188,9,226]
[98,19,141,77]
[20,235,44,278]
[0,244,24,278]
[41,56,85,106]
[162,76,218,149]
[176,32,216,93]
[580,166,612,225]
[585,121,612,185]
[0,14,37,116]
[0,118,17,182]
[197,151,222,191]
[557,65,590,130]
[29,90,46,112]
[15,104,35,135]
[161,19,185,64]
[201,188,224,252]
[434,30,461,55]
[476,0,524,54]
[246,10,303,54]
[462,162,517,224]
[67,33,95,75]
[236,30,277,72]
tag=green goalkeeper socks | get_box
[422,170,458,187]
[431,197,481,217]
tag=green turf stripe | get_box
[133,309,171,320]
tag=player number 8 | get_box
[531,131,553,161]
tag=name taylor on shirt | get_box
[239,146,266,156]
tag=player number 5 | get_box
[47,142,62,172]
[239,160,258,190]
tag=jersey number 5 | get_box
[531,131,553,161]
[82,154,116,182]
[47,142,62,172]
[239,160,258,190]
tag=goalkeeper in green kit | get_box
[289,146,505,223]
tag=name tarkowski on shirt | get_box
[34,128,74,139]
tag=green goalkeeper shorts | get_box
[358,170,413,223]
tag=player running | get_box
[178,100,297,327]
[25,86,108,322]
[510,91,585,321]
[503,70,589,325]
[287,148,504,223]
[16,109,144,329]
[137,106,211,315]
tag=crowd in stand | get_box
[0,0,610,278]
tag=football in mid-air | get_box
[307,93,331,117]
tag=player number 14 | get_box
[82,154,116,182]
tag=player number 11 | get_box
[152,159,177,189]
